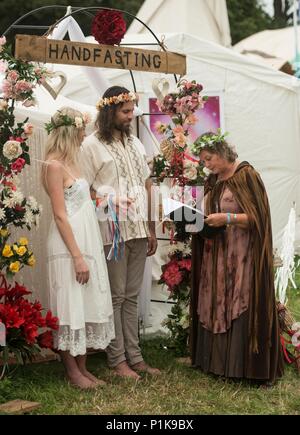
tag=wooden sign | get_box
[15,34,186,75]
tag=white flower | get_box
[183,245,192,256]
[27,196,39,211]
[179,313,189,329]
[168,241,192,257]
[128,92,138,102]
[0,207,6,221]
[169,242,185,255]
[74,117,83,128]
[2,140,23,161]
[183,165,198,180]
[82,112,92,125]
[203,167,211,176]
[24,210,34,226]
[3,196,16,208]
[0,99,8,110]
[2,189,24,208]
[11,190,24,205]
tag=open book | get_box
[162,198,226,238]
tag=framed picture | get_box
[149,92,225,142]
[148,92,224,240]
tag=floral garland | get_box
[191,130,228,155]
[0,36,58,377]
[159,242,192,355]
[152,80,207,355]
[45,111,91,134]
[96,91,137,110]
[153,80,207,186]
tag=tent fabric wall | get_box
[127,0,232,47]
[234,26,300,66]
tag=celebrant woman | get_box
[189,131,284,384]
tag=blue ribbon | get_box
[106,194,125,261]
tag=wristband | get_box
[226,213,231,224]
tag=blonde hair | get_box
[44,107,84,164]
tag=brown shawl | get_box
[190,162,283,379]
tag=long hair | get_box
[95,86,132,143]
[44,106,84,165]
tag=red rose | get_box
[162,261,183,289]
[91,10,126,46]
[11,158,25,173]
[178,259,192,271]
[38,330,54,349]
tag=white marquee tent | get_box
[234,26,299,71]
[11,30,300,332]
[127,0,232,47]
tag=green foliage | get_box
[227,0,272,44]
[272,0,293,28]
[0,0,144,43]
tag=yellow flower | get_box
[9,261,20,273]
[2,245,13,258]
[13,244,18,252]
[27,255,36,267]
[17,246,27,256]
[19,237,28,246]
[0,229,8,237]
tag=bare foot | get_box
[113,361,141,380]
[79,369,106,386]
[131,361,161,376]
[66,373,97,389]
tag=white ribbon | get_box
[48,12,110,96]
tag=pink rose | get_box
[162,262,183,289]
[7,70,19,82]
[23,123,34,136]
[11,158,26,173]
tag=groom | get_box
[82,86,160,379]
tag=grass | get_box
[0,264,299,415]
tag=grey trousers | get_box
[104,238,148,368]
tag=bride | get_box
[42,107,115,389]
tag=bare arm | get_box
[44,162,89,284]
[205,213,249,229]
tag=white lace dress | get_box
[47,178,115,356]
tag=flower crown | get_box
[96,92,137,110]
[45,111,91,134]
[191,130,228,155]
